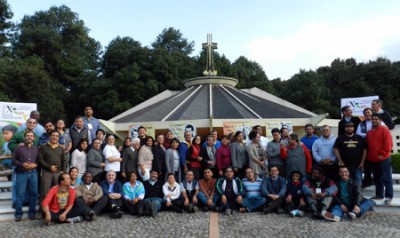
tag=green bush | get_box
[392,153,400,173]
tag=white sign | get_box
[0,102,37,124]
[341,96,379,117]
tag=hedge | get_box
[392,153,400,173]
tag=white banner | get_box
[0,102,37,124]
[340,96,379,117]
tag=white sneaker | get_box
[321,211,340,222]
[347,212,356,220]
[67,216,82,224]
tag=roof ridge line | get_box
[219,84,262,119]
[161,85,203,121]
[225,85,260,102]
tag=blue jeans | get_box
[241,197,267,212]
[15,170,38,218]
[371,158,393,199]
[331,199,375,217]
[350,168,363,187]
[197,192,218,206]
[144,197,162,211]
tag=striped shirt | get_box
[242,177,263,198]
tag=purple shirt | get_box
[12,144,39,168]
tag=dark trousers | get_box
[371,158,393,199]
[265,196,284,211]
[105,197,123,211]
[75,196,108,215]
[123,199,144,215]
[318,163,339,182]
[286,200,306,211]
[363,160,373,183]
[50,207,83,223]
[163,199,183,213]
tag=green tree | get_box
[232,56,273,93]
[12,5,102,123]
[0,0,13,54]
[282,70,332,115]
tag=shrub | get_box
[392,153,400,173]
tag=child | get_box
[285,170,306,217]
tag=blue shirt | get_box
[202,140,221,150]
[38,133,65,145]
[242,177,263,198]
[83,117,100,142]
[300,134,318,151]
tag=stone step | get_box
[0,181,12,189]
[362,184,400,191]
[0,192,11,201]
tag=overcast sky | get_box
[8,0,400,80]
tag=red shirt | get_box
[42,185,76,213]
[366,125,393,162]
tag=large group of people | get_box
[8,99,396,225]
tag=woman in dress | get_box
[246,131,267,178]
[138,136,154,181]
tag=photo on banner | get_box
[223,121,252,141]
[265,121,292,140]
[169,123,197,142]
[129,124,155,139]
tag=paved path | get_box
[1,211,399,238]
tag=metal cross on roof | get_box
[202,34,218,76]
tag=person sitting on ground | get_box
[163,173,184,213]
[180,170,199,213]
[322,166,376,222]
[303,167,338,219]
[69,167,81,188]
[261,165,287,214]
[100,170,123,219]
[215,167,244,216]
[123,172,145,216]
[197,168,218,212]
[42,173,84,225]
[239,167,266,213]
[143,170,164,216]
[285,170,307,217]
[75,172,107,221]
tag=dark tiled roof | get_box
[114,84,312,123]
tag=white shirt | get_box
[103,144,121,172]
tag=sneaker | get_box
[384,198,392,205]
[117,210,123,219]
[347,212,356,220]
[297,210,305,217]
[225,208,232,216]
[15,217,22,222]
[370,196,384,200]
[321,211,340,222]
[192,206,199,213]
[88,211,96,221]
[66,216,83,224]
[289,210,297,218]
